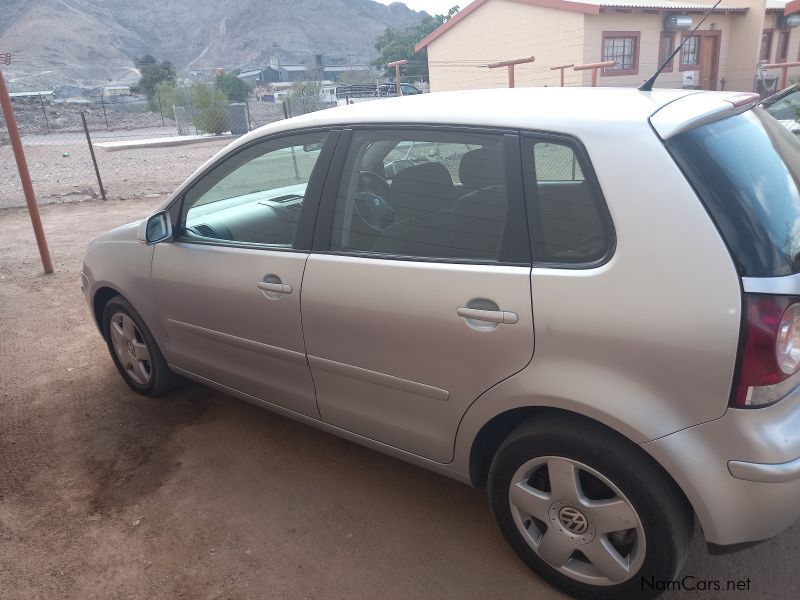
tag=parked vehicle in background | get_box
[82,87,800,599]
[763,83,800,134]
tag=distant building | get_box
[237,57,374,88]
[416,0,796,94]
[103,85,131,97]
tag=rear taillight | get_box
[733,295,800,407]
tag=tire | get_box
[488,413,692,600]
[101,295,180,396]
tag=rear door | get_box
[300,127,534,463]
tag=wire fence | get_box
[0,85,338,209]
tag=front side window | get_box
[602,32,639,75]
[331,129,518,262]
[525,138,611,264]
[180,131,329,247]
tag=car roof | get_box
[232,87,758,147]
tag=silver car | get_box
[82,88,800,599]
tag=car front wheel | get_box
[102,296,178,396]
[488,414,692,600]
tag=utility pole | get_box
[486,56,535,88]
[387,59,408,96]
[0,53,53,274]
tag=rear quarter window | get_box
[666,108,800,276]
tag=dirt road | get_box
[1,198,797,599]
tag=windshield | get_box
[666,107,800,277]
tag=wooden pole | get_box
[487,56,535,88]
[763,61,800,90]
[550,64,575,87]
[573,61,616,87]
[0,66,53,274]
[387,59,408,96]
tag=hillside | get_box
[0,0,424,89]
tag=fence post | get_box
[0,65,53,273]
[157,90,165,126]
[80,112,107,201]
[38,93,50,132]
[283,100,290,119]
[245,100,252,131]
[100,92,108,128]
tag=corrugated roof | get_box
[766,0,788,10]
[588,0,746,9]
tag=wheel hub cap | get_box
[550,500,595,544]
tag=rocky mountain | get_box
[0,0,424,89]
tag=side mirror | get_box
[138,211,172,244]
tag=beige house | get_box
[416,0,800,93]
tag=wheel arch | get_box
[92,285,124,331]
[467,406,695,531]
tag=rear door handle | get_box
[257,281,292,294]
[457,307,518,324]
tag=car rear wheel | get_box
[488,414,692,600]
[102,296,179,396]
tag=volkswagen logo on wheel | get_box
[558,506,589,534]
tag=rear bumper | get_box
[641,386,800,546]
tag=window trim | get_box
[311,124,532,267]
[761,28,774,63]
[520,131,616,269]
[600,30,641,77]
[679,33,701,71]
[659,31,676,72]
[167,127,340,253]
[777,29,790,63]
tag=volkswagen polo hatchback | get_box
[82,88,800,599]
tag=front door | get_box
[301,128,535,463]
[152,130,335,418]
[698,32,720,91]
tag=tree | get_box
[154,81,192,118]
[192,83,229,134]
[287,79,322,115]
[216,70,251,102]
[373,6,460,82]
[136,55,177,108]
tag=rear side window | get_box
[667,109,800,276]
[523,138,612,264]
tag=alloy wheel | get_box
[109,312,152,385]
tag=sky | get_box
[373,0,472,16]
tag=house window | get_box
[681,35,700,69]
[761,30,774,62]
[659,32,676,71]
[777,30,790,63]
[601,31,640,76]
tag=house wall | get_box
[761,11,800,86]
[726,0,767,92]
[425,0,586,91]
[583,11,734,89]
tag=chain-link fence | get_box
[0,83,342,209]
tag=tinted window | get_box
[525,139,611,264]
[180,132,328,246]
[667,109,800,276]
[331,129,519,262]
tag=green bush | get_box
[192,83,229,134]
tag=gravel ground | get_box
[0,136,231,209]
[1,198,799,599]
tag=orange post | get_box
[550,63,575,87]
[0,62,53,274]
[573,61,616,87]
[487,56,536,88]
[763,61,800,90]
[387,59,408,96]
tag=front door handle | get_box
[457,306,518,324]
[257,281,292,295]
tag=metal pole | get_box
[508,65,515,88]
[100,92,108,128]
[282,100,289,119]
[486,56,535,89]
[245,100,252,131]
[80,112,107,201]
[0,67,53,274]
[39,93,49,132]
